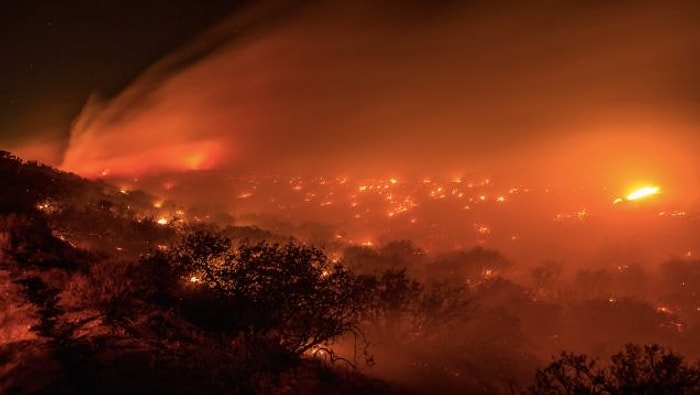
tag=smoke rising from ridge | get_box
[60,1,700,188]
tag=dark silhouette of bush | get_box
[65,259,160,321]
[0,212,86,269]
[430,246,511,283]
[532,343,700,394]
[341,240,426,276]
[0,151,94,214]
[159,230,369,355]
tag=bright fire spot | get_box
[36,200,54,213]
[626,186,660,201]
[475,224,491,235]
[153,200,164,208]
[577,209,588,220]
[656,305,672,314]
[156,217,169,225]
[189,276,200,283]
[612,197,624,205]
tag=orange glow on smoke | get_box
[185,152,207,170]
[61,139,223,177]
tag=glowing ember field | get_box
[105,172,699,270]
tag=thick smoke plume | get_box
[61,1,700,188]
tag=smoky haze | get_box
[6,4,700,391]
[59,1,700,188]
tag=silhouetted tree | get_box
[611,263,648,299]
[340,240,426,276]
[359,268,422,335]
[162,230,369,354]
[532,344,700,394]
[531,260,563,297]
[533,351,609,394]
[341,245,383,274]
[430,246,511,284]
[410,280,473,334]
[378,240,426,271]
[357,267,473,354]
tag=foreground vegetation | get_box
[2,151,700,394]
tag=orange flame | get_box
[626,186,660,201]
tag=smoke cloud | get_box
[60,1,700,188]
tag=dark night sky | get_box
[0,0,246,145]
[2,1,700,188]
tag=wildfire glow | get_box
[626,186,660,201]
[185,152,207,170]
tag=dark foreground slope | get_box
[0,152,406,394]
[3,152,700,395]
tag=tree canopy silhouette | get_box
[532,343,700,394]
[157,230,369,355]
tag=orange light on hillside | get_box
[626,186,660,201]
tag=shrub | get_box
[163,230,369,354]
[64,259,154,321]
[532,343,700,394]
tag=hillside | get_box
[0,152,406,394]
[3,152,700,394]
